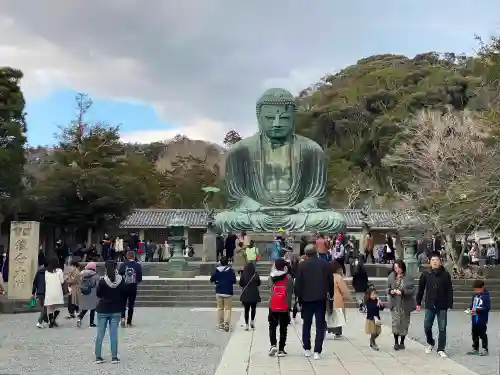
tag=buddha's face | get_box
[258,104,294,140]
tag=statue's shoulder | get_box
[295,134,323,152]
[226,134,259,154]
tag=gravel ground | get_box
[381,309,500,375]
[0,308,235,375]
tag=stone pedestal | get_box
[401,236,418,278]
[202,230,217,262]
[8,221,40,300]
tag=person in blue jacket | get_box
[210,256,236,332]
[467,280,490,356]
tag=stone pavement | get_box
[398,309,500,375]
[0,307,235,375]
[215,308,481,375]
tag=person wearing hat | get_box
[294,244,334,360]
[77,262,100,327]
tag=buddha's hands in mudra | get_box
[260,206,299,215]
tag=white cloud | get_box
[1,1,497,144]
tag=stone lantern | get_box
[166,214,188,272]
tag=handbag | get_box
[327,308,346,328]
[28,297,37,308]
[374,317,383,326]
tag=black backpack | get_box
[80,274,96,295]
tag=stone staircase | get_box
[135,278,500,310]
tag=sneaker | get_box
[120,319,126,328]
[223,323,230,332]
[36,322,44,329]
[268,346,278,356]
[480,349,489,356]
[76,319,82,328]
[244,324,249,331]
[425,345,434,354]
[394,344,400,351]
[277,350,288,357]
[90,323,96,327]
[111,357,120,364]
[334,334,343,340]
[399,343,405,350]
[304,350,312,358]
[216,323,224,330]
[313,352,321,360]
[370,343,380,351]
[466,350,479,355]
[437,351,448,358]
[94,357,104,364]
[250,321,255,329]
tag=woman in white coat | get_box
[44,257,65,327]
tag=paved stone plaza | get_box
[0,307,236,375]
[399,309,500,375]
[216,309,485,375]
[0,307,496,375]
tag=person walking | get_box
[65,260,81,319]
[239,262,261,330]
[387,260,416,351]
[95,260,126,364]
[233,241,247,275]
[467,280,490,356]
[32,261,49,328]
[351,256,369,312]
[294,244,334,360]
[268,258,293,357]
[416,252,453,358]
[210,256,237,332]
[118,250,143,327]
[327,260,350,339]
[77,262,100,328]
[44,257,65,328]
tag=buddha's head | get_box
[256,88,296,140]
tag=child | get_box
[210,256,237,332]
[467,280,490,356]
[268,259,293,357]
[365,286,385,351]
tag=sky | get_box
[1,0,499,146]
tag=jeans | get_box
[269,311,289,351]
[78,309,96,324]
[301,300,327,353]
[424,308,447,351]
[95,312,121,359]
[121,287,137,324]
[243,302,256,324]
[471,323,488,351]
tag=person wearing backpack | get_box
[77,262,100,327]
[268,258,293,357]
[118,250,143,327]
[239,262,261,330]
[210,256,237,332]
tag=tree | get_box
[295,53,482,202]
[0,67,27,220]
[158,154,221,208]
[30,93,161,241]
[384,109,489,267]
[223,130,242,146]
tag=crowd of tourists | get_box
[210,236,492,361]
[31,250,143,364]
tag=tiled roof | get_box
[120,208,424,230]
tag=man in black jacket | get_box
[294,244,333,360]
[416,252,453,358]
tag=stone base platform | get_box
[0,296,34,314]
[215,308,479,375]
